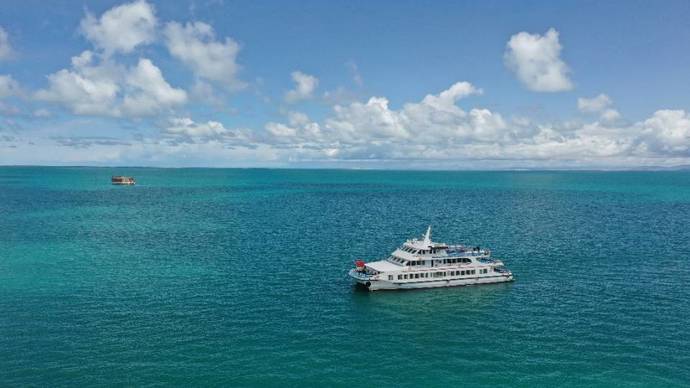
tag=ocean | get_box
[1,167,689,386]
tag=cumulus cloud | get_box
[323,81,503,145]
[121,58,187,116]
[253,81,690,166]
[7,105,690,168]
[265,111,322,142]
[34,51,121,115]
[35,51,186,117]
[284,71,319,103]
[0,75,21,98]
[163,117,249,146]
[328,97,407,142]
[258,81,504,153]
[163,21,244,91]
[419,81,481,110]
[80,0,157,55]
[578,93,620,122]
[578,93,611,112]
[0,26,14,61]
[505,28,573,92]
[640,110,690,154]
[600,109,621,122]
[166,117,228,136]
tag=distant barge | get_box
[111,176,136,185]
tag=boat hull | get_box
[349,270,513,291]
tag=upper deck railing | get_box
[445,245,491,257]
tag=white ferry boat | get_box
[348,227,513,291]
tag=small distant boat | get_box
[349,226,513,291]
[111,176,136,185]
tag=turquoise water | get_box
[1,167,689,386]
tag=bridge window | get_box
[398,275,402,280]
[388,275,393,280]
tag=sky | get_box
[1,0,690,169]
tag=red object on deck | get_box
[354,260,365,268]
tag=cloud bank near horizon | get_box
[0,1,689,169]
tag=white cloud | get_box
[121,58,187,116]
[163,117,250,146]
[578,93,612,112]
[600,109,620,122]
[0,75,21,98]
[284,71,319,103]
[578,93,620,122]
[254,81,690,166]
[419,81,481,110]
[166,117,229,137]
[328,96,407,142]
[504,28,573,92]
[8,106,690,168]
[0,26,14,61]
[318,82,505,145]
[163,21,244,91]
[265,111,322,141]
[80,0,157,55]
[640,110,690,154]
[34,51,121,116]
[35,51,185,117]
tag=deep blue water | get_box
[1,167,689,386]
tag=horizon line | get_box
[1,164,689,172]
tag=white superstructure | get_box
[348,226,513,291]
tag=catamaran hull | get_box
[350,272,514,291]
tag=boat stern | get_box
[348,268,374,289]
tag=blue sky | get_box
[1,0,690,168]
